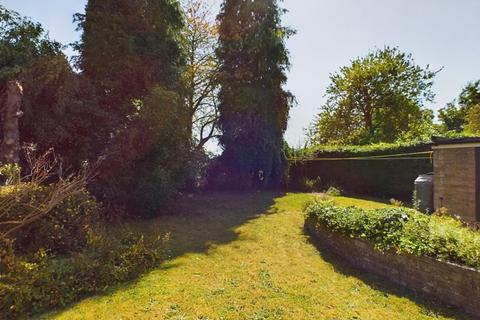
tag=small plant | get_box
[326,186,342,196]
[433,207,449,217]
[304,178,315,192]
[390,199,404,207]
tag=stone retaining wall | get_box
[305,221,480,318]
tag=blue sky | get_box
[3,0,480,147]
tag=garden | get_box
[1,0,480,319]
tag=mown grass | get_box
[40,192,469,320]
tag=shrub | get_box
[389,198,405,207]
[305,201,480,270]
[326,186,342,196]
[0,228,169,318]
[0,184,100,254]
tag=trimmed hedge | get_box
[304,201,480,270]
[301,141,432,159]
[289,142,433,201]
[290,158,432,201]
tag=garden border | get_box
[305,220,480,318]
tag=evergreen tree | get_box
[75,0,185,124]
[216,0,294,189]
[75,0,191,216]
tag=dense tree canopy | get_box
[75,0,191,215]
[309,47,437,145]
[0,5,61,83]
[75,0,185,124]
[216,0,294,188]
[439,80,480,132]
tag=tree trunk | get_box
[0,80,23,164]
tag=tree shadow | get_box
[43,191,283,318]
[303,227,473,320]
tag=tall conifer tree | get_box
[216,0,294,188]
[75,0,191,215]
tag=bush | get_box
[0,184,100,254]
[305,201,480,270]
[325,186,342,196]
[0,228,169,318]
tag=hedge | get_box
[289,142,433,201]
[304,201,480,270]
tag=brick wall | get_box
[433,148,478,222]
[305,222,480,317]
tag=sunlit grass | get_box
[41,192,467,320]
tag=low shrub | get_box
[305,201,480,270]
[289,176,323,193]
[389,198,405,207]
[0,184,100,254]
[0,228,169,319]
[325,186,342,196]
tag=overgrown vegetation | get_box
[305,200,480,270]
[0,228,169,319]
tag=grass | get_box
[40,192,468,320]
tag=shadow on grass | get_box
[303,227,473,320]
[42,191,283,318]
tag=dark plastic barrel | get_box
[414,173,434,213]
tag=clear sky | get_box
[3,0,480,148]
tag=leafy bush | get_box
[390,198,405,207]
[0,184,100,254]
[326,186,342,196]
[0,229,169,319]
[305,201,480,269]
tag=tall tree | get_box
[75,0,191,215]
[216,0,294,188]
[310,47,437,145]
[439,80,480,132]
[180,0,220,151]
[0,6,61,163]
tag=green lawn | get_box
[41,193,468,319]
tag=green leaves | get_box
[216,0,294,188]
[0,5,61,82]
[305,201,480,270]
[311,47,438,145]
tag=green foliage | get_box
[75,0,184,109]
[309,47,437,145]
[305,201,480,270]
[216,0,294,188]
[76,0,191,215]
[325,186,342,197]
[465,105,480,134]
[300,140,432,159]
[0,163,20,185]
[438,80,480,132]
[0,183,101,254]
[0,230,169,318]
[295,176,323,193]
[19,56,112,170]
[94,86,191,217]
[0,5,61,82]
[289,141,433,201]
